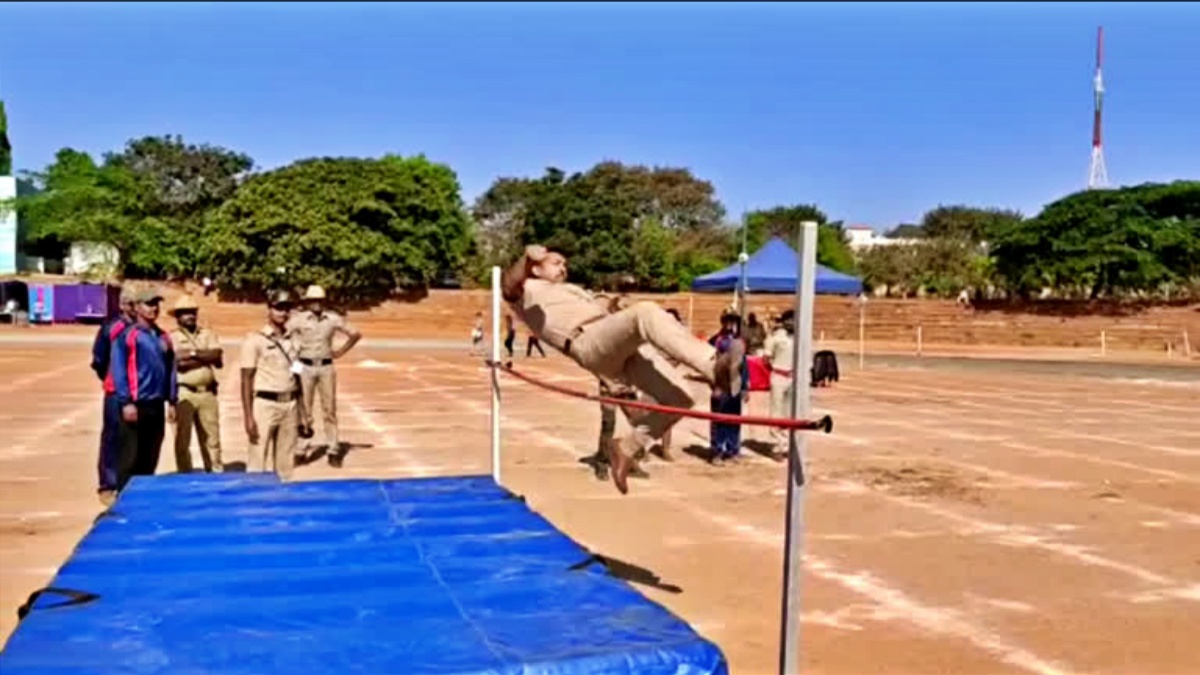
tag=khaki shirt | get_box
[763,328,796,374]
[515,279,609,351]
[287,310,350,360]
[238,325,299,393]
[170,326,222,388]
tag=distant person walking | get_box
[470,312,485,356]
[503,314,516,366]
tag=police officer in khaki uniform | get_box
[288,285,361,467]
[169,294,224,472]
[239,290,309,480]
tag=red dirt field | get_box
[1,337,1198,674]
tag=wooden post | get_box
[1100,330,1107,357]
[1184,329,1192,358]
[917,325,923,357]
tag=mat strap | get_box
[16,587,100,621]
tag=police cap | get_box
[267,290,294,308]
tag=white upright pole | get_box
[779,221,816,675]
[490,266,502,484]
[858,295,866,370]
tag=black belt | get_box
[299,358,333,367]
[179,383,217,393]
[255,390,297,402]
[562,317,607,356]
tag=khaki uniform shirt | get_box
[287,310,349,360]
[238,325,299,394]
[171,326,222,388]
[516,279,609,351]
[763,328,796,374]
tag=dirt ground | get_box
[1,336,1198,674]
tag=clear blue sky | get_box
[1,2,1197,230]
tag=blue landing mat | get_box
[0,473,728,675]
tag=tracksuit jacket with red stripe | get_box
[110,322,178,406]
[91,316,132,395]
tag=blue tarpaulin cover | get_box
[690,236,864,295]
[0,473,728,675]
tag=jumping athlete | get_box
[502,245,743,494]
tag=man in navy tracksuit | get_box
[111,288,178,492]
[90,288,135,505]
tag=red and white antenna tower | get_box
[1088,26,1109,190]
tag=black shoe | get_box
[328,453,344,468]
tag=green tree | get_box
[631,216,677,291]
[741,204,857,273]
[0,100,12,176]
[990,182,1200,299]
[14,148,162,277]
[856,243,921,297]
[200,154,472,303]
[884,223,924,239]
[11,136,255,278]
[470,162,728,289]
[106,135,254,277]
[919,205,1023,243]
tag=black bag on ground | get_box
[811,350,840,387]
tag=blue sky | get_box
[1,2,1197,230]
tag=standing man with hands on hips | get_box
[288,285,361,467]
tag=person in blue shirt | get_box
[110,287,178,491]
[89,287,136,505]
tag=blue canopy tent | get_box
[690,236,864,295]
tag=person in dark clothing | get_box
[503,314,516,367]
[110,288,178,492]
[708,312,747,465]
[89,288,136,505]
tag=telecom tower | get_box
[1088,26,1109,190]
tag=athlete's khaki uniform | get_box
[515,279,717,453]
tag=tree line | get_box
[5,134,1198,303]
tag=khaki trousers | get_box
[249,397,297,480]
[768,373,795,449]
[174,388,222,472]
[300,363,338,448]
[569,303,716,452]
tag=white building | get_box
[845,225,919,251]
[65,242,120,277]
